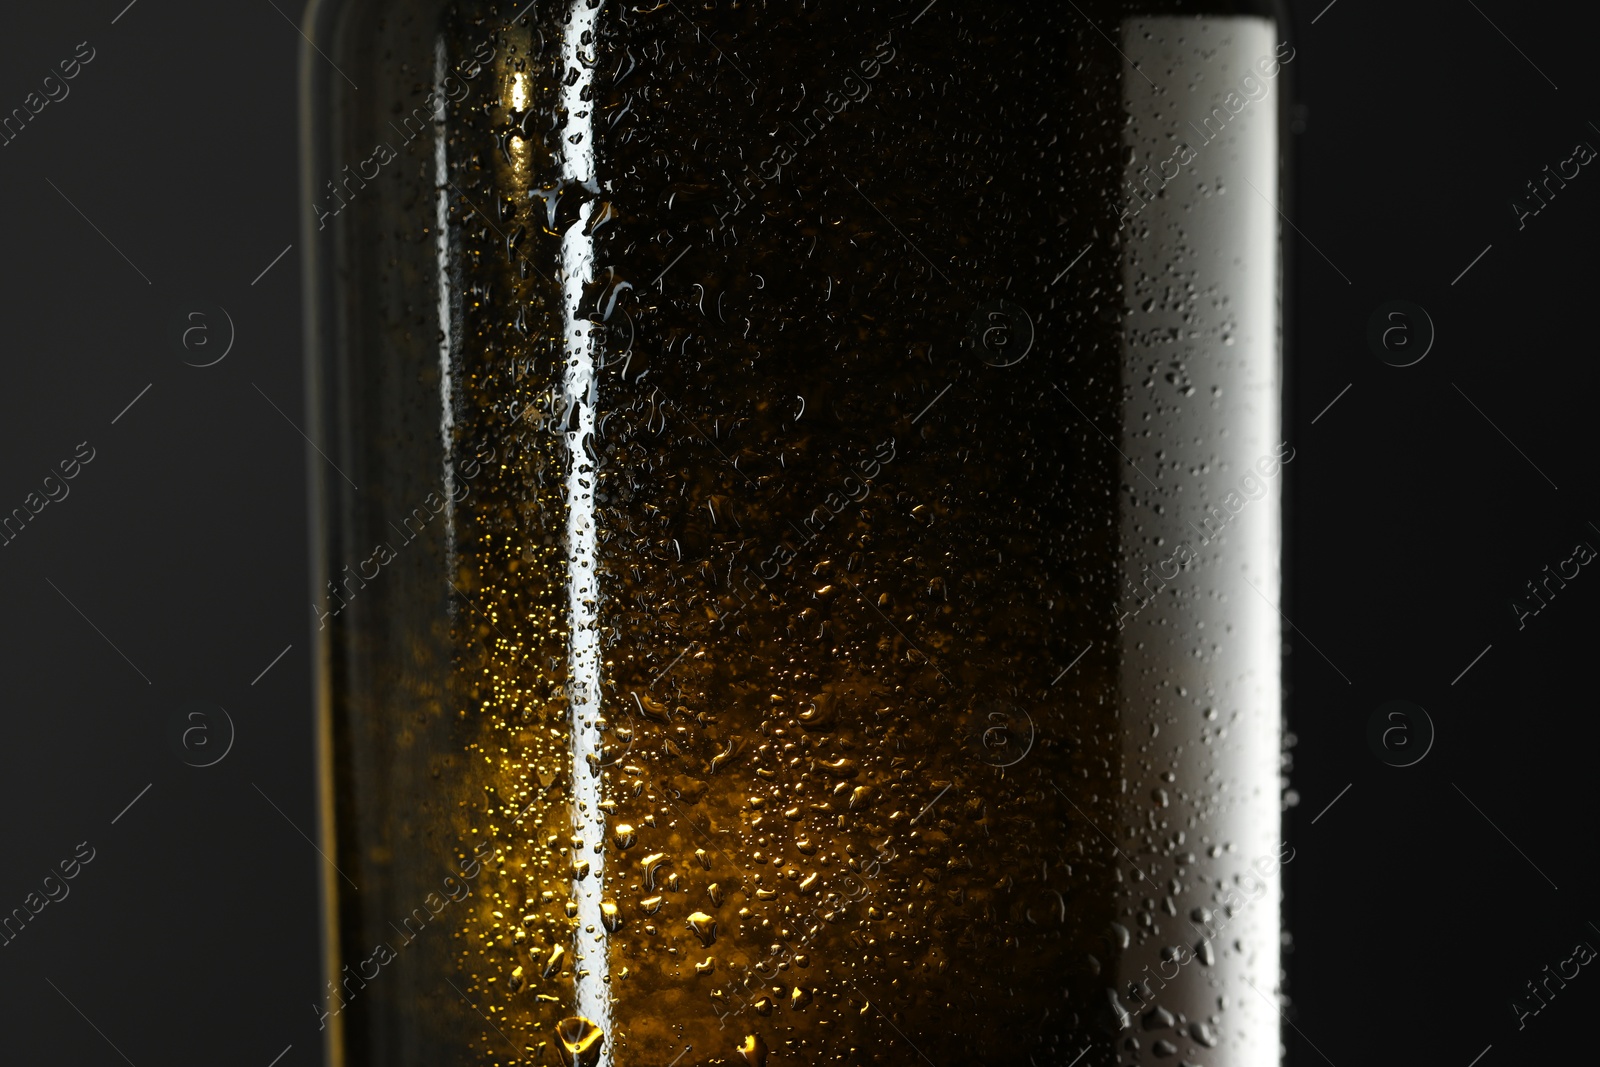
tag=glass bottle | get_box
[300,2,1290,1065]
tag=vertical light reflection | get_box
[1119,17,1282,1067]
[434,36,458,571]
[556,0,611,1056]
[509,70,531,171]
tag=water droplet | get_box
[798,700,834,729]
[737,1033,768,1066]
[687,911,718,947]
[1142,1006,1174,1030]
[554,1016,604,1067]
[633,692,671,723]
[1105,988,1131,1031]
[641,852,669,889]
[819,757,858,778]
[1190,1020,1219,1047]
[710,738,741,773]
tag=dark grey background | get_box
[0,1,1593,1065]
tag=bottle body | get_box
[301,3,1287,1065]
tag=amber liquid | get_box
[315,2,1184,1065]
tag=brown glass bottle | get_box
[301,2,1289,1065]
